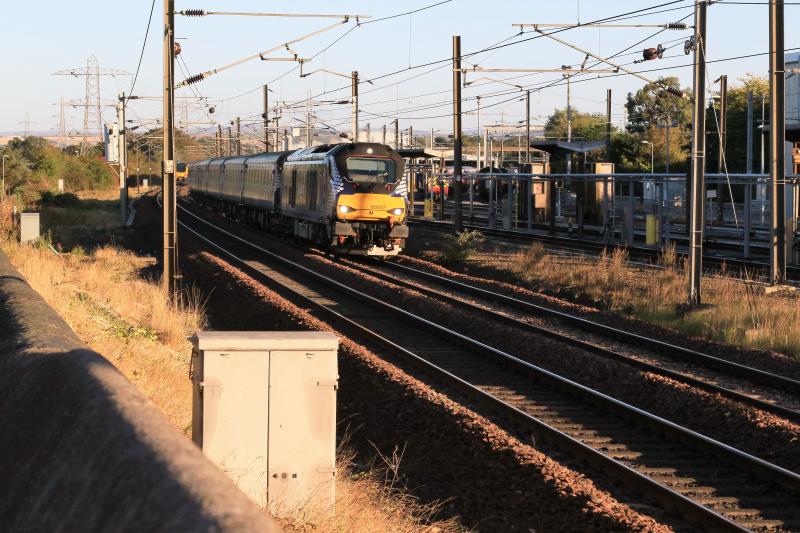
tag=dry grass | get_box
[1,227,462,532]
[508,245,634,311]
[504,242,800,358]
[40,189,130,238]
[0,200,15,241]
[280,442,460,533]
[1,238,203,431]
[40,202,120,230]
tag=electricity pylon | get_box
[52,55,130,138]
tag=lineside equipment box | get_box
[190,331,338,516]
[19,212,40,243]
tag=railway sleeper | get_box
[580,437,625,447]
[733,519,787,530]
[569,429,627,439]
[604,450,644,460]
[675,484,773,498]
[720,508,771,519]
[513,404,590,415]
[636,466,730,476]
[648,475,709,486]
[525,415,590,426]
[683,496,741,506]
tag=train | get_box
[187,142,409,256]
[175,161,188,181]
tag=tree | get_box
[612,131,649,173]
[130,127,207,167]
[0,148,32,193]
[543,107,617,172]
[625,76,691,132]
[7,136,63,176]
[706,74,769,173]
[544,108,610,142]
[625,77,693,172]
[1,136,113,204]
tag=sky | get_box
[1,1,797,139]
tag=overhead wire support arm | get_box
[513,22,687,30]
[532,27,657,85]
[462,66,619,74]
[300,67,351,79]
[530,26,687,98]
[259,56,310,62]
[176,18,359,88]
[178,10,370,20]
[459,66,617,91]
[298,67,371,141]
[464,76,526,90]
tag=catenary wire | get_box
[217,0,692,107]
[126,0,157,104]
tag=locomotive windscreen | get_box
[346,158,396,186]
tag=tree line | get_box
[0,137,114,205]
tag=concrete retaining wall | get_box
[0,250,280,532]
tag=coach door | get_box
[239,163,247,205]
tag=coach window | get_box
[290,170,297,207]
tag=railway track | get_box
[178,202,800,532]
[336,256,800,423]
[407,217,800,283]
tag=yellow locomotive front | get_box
[332,144,409,256]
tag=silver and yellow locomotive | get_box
[188,143,409,256]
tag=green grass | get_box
[438,230,485,267]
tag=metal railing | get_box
[406,171,799,262]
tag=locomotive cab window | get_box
[346,158,396,186]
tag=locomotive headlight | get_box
[338,205,355,214]
[389,207,404,216]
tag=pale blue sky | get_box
[1,1,796,137]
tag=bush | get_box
[437,230,485,267]
[53,192,80,207]
[38,191,79,208]
[39,190,56,205]
[524,241,546,264]
[3,137,115,208]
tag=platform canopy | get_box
[396,148,438,159]
[530,140,606,156]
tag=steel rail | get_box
[177,203,800,523]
